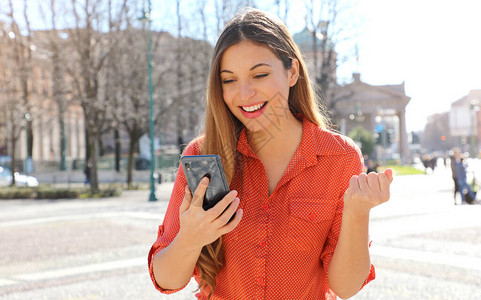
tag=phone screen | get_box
[181,155,230,210]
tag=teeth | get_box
[242,102,265,112]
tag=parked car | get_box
[0,155,11,168]
[0,166,39,187]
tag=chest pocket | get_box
[286,199,336,252]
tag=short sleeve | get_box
[320,142,375,293]
[147,140,201,294]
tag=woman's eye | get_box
[254,73,269,79]
[222,79,234,84]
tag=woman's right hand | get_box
[177,177,243,249]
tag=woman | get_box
[148,8,393,300]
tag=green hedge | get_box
[0,188,36,199]
[0,186,122,199]
[379,165,425,176]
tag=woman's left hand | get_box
[343,169,393,215]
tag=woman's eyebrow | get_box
[220,63,272,74]
[250,63,272,70]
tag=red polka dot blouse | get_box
[148,117,375,299]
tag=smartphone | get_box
[180,155,231,211]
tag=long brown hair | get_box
[192,8,330,297]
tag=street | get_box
[0,164,480,300]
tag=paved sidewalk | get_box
[1,164,480,299]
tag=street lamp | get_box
[140,0,157,201]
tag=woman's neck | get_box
[246,113,303,160]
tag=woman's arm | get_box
[328,170,393,299]
[152,228,203,290]
[152,178,243,290]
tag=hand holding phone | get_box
[180,155,231,211]
[178,171,242,249]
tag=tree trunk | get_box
[10,136,17,186]
[85,129,90,162]
[126,137,137,188]
[114,128,121,172]
[87,130,99,193]
[27,121,33,158]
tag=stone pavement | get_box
[0,164,480,299]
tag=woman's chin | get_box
[243,118,278,135]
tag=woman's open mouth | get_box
[240,101,268,119]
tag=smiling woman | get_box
[148,8,393,300]
[220,40,299,131]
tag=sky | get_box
[347,0,481,132]
[5,0,481,133]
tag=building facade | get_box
[333,73,411,163]
[448,89,481,155]
[0,24,86,171]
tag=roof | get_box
[340,73,409,98]
[451,89,481,107]
[292,27,334,52]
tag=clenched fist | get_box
[343,169,394,215]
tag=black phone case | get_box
[181,155,230,211]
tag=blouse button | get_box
[260,240,267,248]
[256,277,265,286]
[262,203,269,210]
[309,213,316,221]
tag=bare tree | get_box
[0,0,33,185]
[64,0,128,192]
[0,29,24,186]
[175,0,185,151]
[215,0,244,34]
[20,0,34,160]
[275,0,290,24]
[305,0,352,124]
[40,0,69,171]
[108,24,151,187]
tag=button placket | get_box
[254,200,269,295]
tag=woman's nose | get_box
[239,81,255,100]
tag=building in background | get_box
[449,89,481,156]
[422,112,456,153]
[293,27,411,163]
[332,73,411,163]
[0,24,86,171]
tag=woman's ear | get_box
[288,58,300,87]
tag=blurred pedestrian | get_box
[367,159,379,173]
[84,159,92,186]
[452,148,475,204]
[450,148,460,202]
[148,8,393,300]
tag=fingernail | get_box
[201,177,209,184]
[230,190,238,196]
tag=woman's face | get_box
[219,40,298,133]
